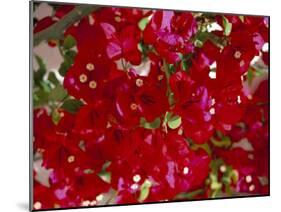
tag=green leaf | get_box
[222,175,231,184]
[61,99,83,113]
[35,55,46,73]
[210,179,222,190]
[181,60,188,71]
[98,171,111,183]
[167,115,182,129]
[58,62,69,76]
[163,112,173,124]
[210,136,231,148]
[65,50,77,59]
[222,16,232,36]
[137,42,143,52]
[52,109,62,125]
[207,159,237,197]
[48,72,59,86]
[239,15,245,22]
[58,50,75,77]
[79,140,86,151]
[101,160,111,171]
[194,39,203,48]
[49,85,67,102]
[247,68,265,86]
[63,35,76,49]
[98,161,112,183]
[83,169,94,174]
[211,131,232,148]
[168,92,175,106]
[33,89,49,107]
[247,68,254,85]
[138,179,152,202]
[34,55,47,86]
[255,68,265,77]
[96,189,117,205]
[140,117,161,129]
[168,63,176,74]
[138,16,150,31]
[174,189,204,200]
[177,52,184,60]
[210,159,224,171]
[191,142,212,156]
[258,176,269,186]
[137,41,151,56]
[58,61,71,76]
[211,189,222,198]
[39,81,52,92]
[209,160,224,197]
[194,31,209,43]
[207,32,226,48]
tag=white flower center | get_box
[89,80,97,89]
[86,63,95,71]
[79,74,88,83]
[34,201,42,210]
[183,167,189,175]
[133,174,141,183]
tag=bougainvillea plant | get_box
[32,2,269,211]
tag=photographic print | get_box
[31,1,269,210]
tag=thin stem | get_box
[121,58,127,71]
[163,60,174,106]
[56,94,69,110]
[33,5,99,46]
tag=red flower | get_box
[54,5,75,19]
[170,71,214,143]
[73,101,110,140]
[33,108,55,151]
[104,24,142,65]
[108,129,210,203]
[67,172,110,201]
[93,7,146,31]
[114,57,169,125]
[216,147,268,195]
[65,18,109,58]
[215,16,268,81]
[144,11,196,64]
[217,32,257,81]
[224,15,269,45]
[33,6,269,207]
[34,17,56,33]
[188,41,221,82]
[63,51,116,103]
[33,181,58,210]
[212,83,246,132]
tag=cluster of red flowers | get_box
[33,4,269,210]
